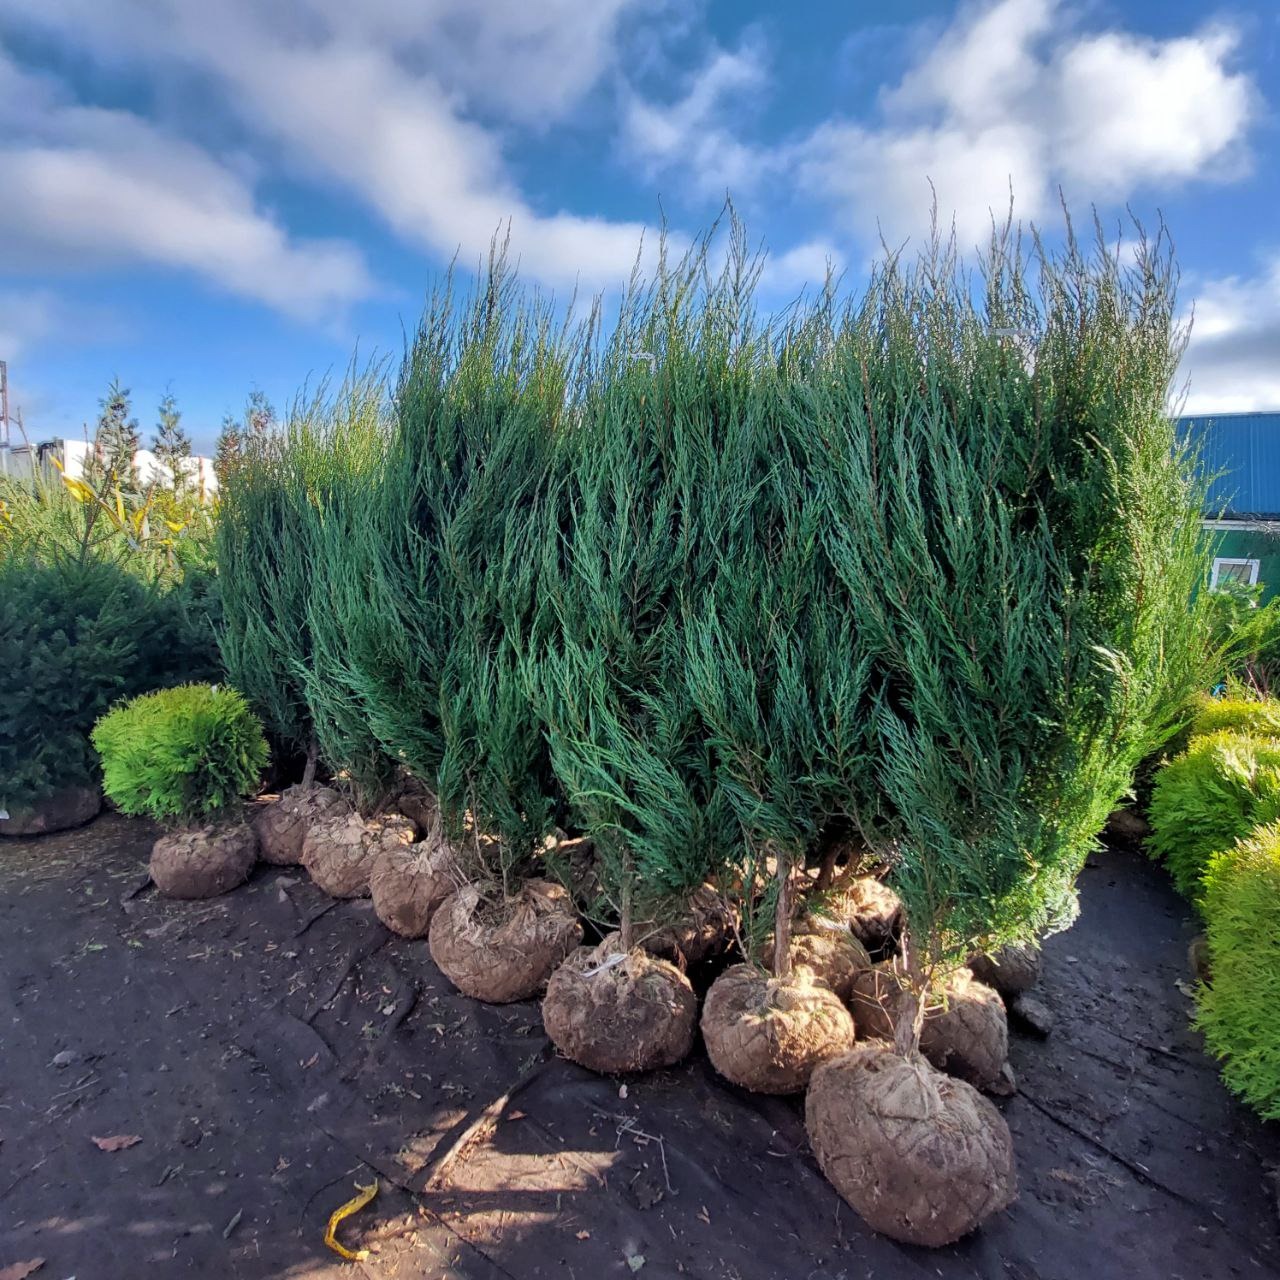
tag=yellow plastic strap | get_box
[324,1179,379,1261]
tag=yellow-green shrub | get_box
[1188,693,1280,743]
[1147,731,1280,900]
[92,684,267,826]
[1196,823,1280,1119]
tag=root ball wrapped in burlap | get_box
[252,785,348,866]
[701,964,855,1094]
[429,879,583,1003]
[806,1045,1017,1247]
[762,916,871,1001]
[825,877,903,957]
[850,964,1009,1091]
[301,811,415,899]
[542,935,697,1073]
[151,821,257,899]
[369,831,460,937]
[968,941,1040,996]
[640,884,736,968]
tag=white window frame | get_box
[1210,556,1261,589]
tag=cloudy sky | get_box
[0,0,1277,450]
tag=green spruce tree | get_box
[213,414,242,487]
[87,378,140,495]
[153,391,192,490]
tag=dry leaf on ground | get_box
[0,1259,45,1280]
[91,1134,142,1152]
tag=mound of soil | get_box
[823,876,903,957]
[640,884,736,968]
[0,785,102,837]
[969,941,1041,996]
[762,915,871,1001]
[850,964,1009,1091]
[701,964,855,1094]
[150,821,258,899]
[806,1044,1017,1247]
[369,831,460,938]
[543,934,697,1073]
[252,785,348,866]
[389,773,437,834]
[301,811,415,899]
[429,879,583,1003]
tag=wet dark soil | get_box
[1,816,1277,1279]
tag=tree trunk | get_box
[814,842,839,892]
[302,738,318,789]
[619,850,635,953]
[772,854,793,980]
[892,930,927,1056]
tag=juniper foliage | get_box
[535,234,746,942]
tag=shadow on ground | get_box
[1,815,1276,1279]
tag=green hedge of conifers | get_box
[1196,823,1280,1118]
[215,217,1216,990]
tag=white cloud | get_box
[799,0,1254,252]
[0,50,375,319]
[1051,25,1253,191]
[1,0,668,293]
[1180,258,1280,412]
[759,240,846,296]
[622,38,771,199]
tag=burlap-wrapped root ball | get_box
[968,942,1041,997]
[806,1046,1017,1247]
[252,785,348,866]
[0,785,101,836]
[824,877,903,957]
[640,884,736,968]
[302,811,415,899]
[429,879,583,1003]
[543,934,697,1073]
[763,916,872,1002]
[369,831,460,937]
[151,821,258,899]
[850,965,1009,1091]
[701,964,855,1094]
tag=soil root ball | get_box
[151,821,257,899]
[763,916,871,1002]
[806,1045,1017,1247]
[824,877,903,957]
[850,965,1009,1091]
[390,774,437,834]
[701,964,855,1094]
[302,811,415,899]
[640,884,736,968]
[968,942,1041,996]
[252,785,347,866]
[429,879,583,1003]
[0,785,102,837]
[370,831,461,937]
[543,934,697,1073]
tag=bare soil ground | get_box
[1,815,1277,1280]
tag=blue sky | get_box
[1,0,1277,453]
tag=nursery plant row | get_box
[1146,693,1280,1119]
[16,217,1234,1248]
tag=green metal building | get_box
[1180,412,1280,602]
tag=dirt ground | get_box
[1,816,1277,1280]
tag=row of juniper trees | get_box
[216,215,1215,1246]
